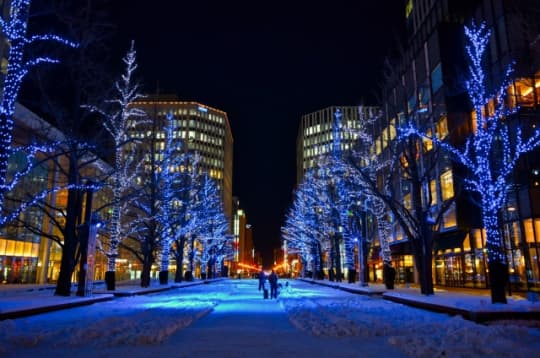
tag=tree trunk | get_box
[105,271,115,290]
[141,256,152,288]
[420,216,434,295]
[484,210,508,303]
[174,254,183,282]
[55,172,81,296]
[334,235,342,282]
[159,270,168,285]
[348,268,356,283]
[489,261,508,303]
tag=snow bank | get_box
[0,295,215,351]
[279,286,540,357]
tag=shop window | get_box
[513,76,540,107]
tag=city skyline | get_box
[109,1,405,259]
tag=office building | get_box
[372,0,540,290]
[131,96,234,225]
[296,106,379,183]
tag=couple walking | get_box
[258,268,278,299]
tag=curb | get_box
[0,294,114,321]
[383,294,540,323]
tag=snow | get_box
[1,279,539,357]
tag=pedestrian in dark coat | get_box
[268,270,278,299]
[258,268,266,291]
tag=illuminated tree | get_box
[429,23,540,303]
[90,41,146,290]
[170,152,201,282]
[157,112,190,284]
[191,174,229,279]
[282,169,326,279]
[0,0,76,222]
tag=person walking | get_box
[268,270,278,299]
[258,268,266,291]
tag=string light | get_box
[0,0,77,220]
[412,23,540,266]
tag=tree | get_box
[282,170,326,279]
[429,23,540,303]
[193,174,229,279]
[169,152,201,282]
[156,112,191,284]
[12,1,111,296]
[0,0,76,223]
[93,41,146,290]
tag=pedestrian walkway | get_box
[0,278,221,320]
[299,278,540,322]
[165,280,405,357]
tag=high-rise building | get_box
[296,106,379,183]
[372,0,540,290]
[231,197,255,276]
[131,95,234,225]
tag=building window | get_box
[431,63,443,94]
[403,193,412,210]
[389,118,397,140]
[443,202,457,229]
[440,170,454,201]
[424,128,433,152]
[436,115,448,139]
[524,219,540,243]
[430,179,437,205]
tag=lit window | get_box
[424,128,433,152]
[403,193,411,210]
[436,115,448,139]
[440,170,454,201]
[382,127,388,149]
[430,179,437,205]
[443,203,457,228]
[389,118,397,140]
[470,110,478,134]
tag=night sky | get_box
[109,1,405,260]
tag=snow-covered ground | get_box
[1,279,539,357]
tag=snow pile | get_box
[0,295,215,351]
[279,287,540,357]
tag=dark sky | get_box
[109,1,405,260]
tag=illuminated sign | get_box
[198,106,208,112]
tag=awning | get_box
[432,230,467,251]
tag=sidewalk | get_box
[0,278,223,320]
[299,278,540,322]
